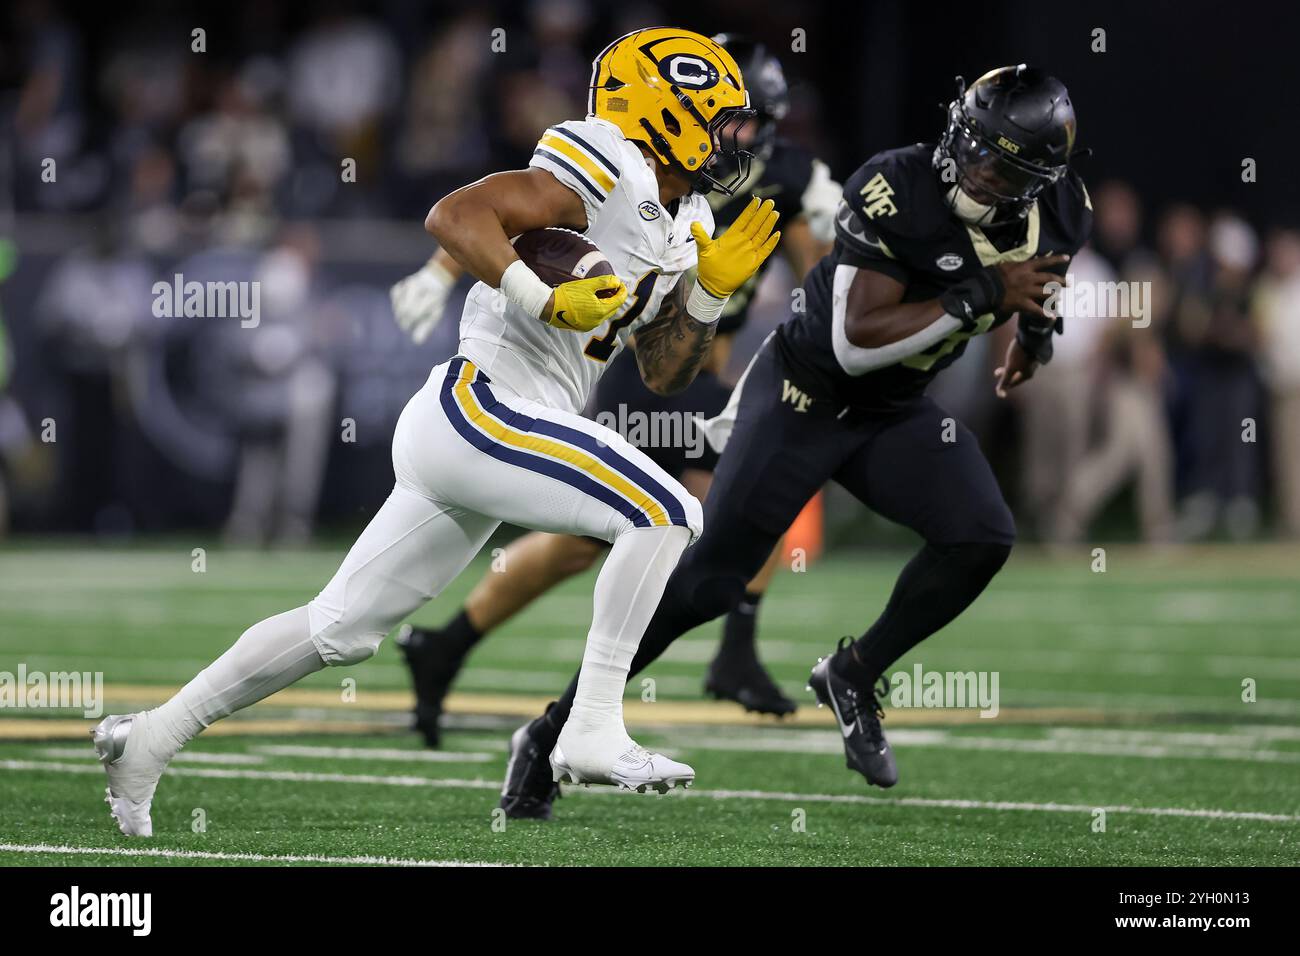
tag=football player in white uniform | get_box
[91,27,780,836]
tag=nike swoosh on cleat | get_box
[825,689,856,738]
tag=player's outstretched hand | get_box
[543,275,628,332]
[690,196,781,298]
[994,338,1039,398]
[994,253,1070,318]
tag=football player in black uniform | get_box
[393,36,840,750]
[500,64,1092,817]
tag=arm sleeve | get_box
[830,263,963,375]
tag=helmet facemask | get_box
[693,105,756,195]
[939,100,1066,226]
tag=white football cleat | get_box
[551,740,695,794]
[91,713,167,837]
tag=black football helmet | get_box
[935,64,1077,226]
[711,33,790,162]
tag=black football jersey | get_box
[707,140,825,334]
[777,143,1093,411]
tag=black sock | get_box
[533,674,578,753]
[719,590,764,654]
[441,608,484,657]
[849,541,1011,684]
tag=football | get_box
[511,227,616,288]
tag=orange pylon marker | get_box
[784,491,824,563]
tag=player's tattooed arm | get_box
[633,280,717,396]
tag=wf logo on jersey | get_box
[858,172,898,220]
[781,379,813,413]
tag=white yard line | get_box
[0,842,509,867]
[1,758,501,791]
[648,727,1300,765]
[682,789,1300,823]
[880,734,1300,764]
[1006,689,1300,716]
[4,758,1295,824]
[1048,727,1300,748]
[39,746,266,766]
[253,745,497,763]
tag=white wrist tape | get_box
[686,281,728,325]
[499,259,553,320]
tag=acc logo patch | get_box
[639,201,662,221]
[658,53,719,90]
[936,253,964,271]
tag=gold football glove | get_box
[690,197,781,298]
[544,275,628,332]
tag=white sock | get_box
[564,525,690,760]
[147,606,324,758]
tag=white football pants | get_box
[149,356,700,753]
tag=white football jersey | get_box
[457,116,714,415]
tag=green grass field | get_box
[1,541,1297,866]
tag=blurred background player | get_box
[497,65,1092,817]
[91,27,781,835]
[388,35,840,747]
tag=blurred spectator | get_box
[284,8,399,216]
[1053,250,1175,544]
[176,68,290,215]
[393,12,495,198]
[1020,246,1112,539]
[33,221,158,530]
[217,227,337,545]
[120,143,182,256]
[1091,180,1156,276]
[14,0,100,210]
[287,11,400,140]
[1253,228,1300,538]
[0,239,44,536]
[1175,214,1264,540]
[1044,185,1177,544]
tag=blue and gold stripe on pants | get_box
[439,357,689,531]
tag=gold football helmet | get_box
[587,27,754,195]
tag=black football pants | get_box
[540,336,1016,737]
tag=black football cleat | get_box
[807,638,898,788]
[499,704,562,820]
[396,624,471,748]
[703,644,798,717]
